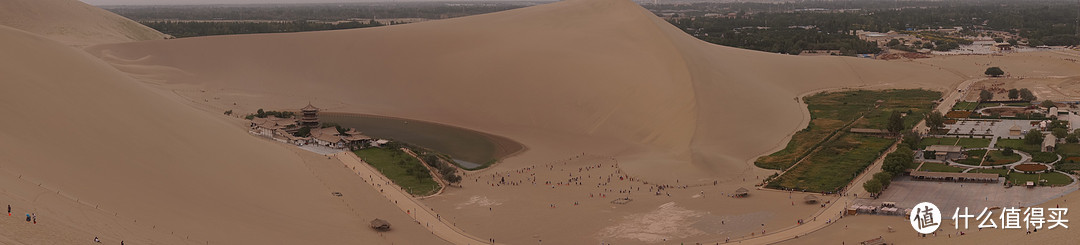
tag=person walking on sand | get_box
[32,213,35,224]
[7,205,9,216]
[94,237,100,243]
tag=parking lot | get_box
[861,177,1077,218]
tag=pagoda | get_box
[300,103,320,128]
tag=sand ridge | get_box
[0,0,167,47]
[85,0,964,185]
[4,0,1080,244]
[0,25,444,244]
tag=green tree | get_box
[1041,100,1056,108]
[882,149,916,175]
[1019,88,1037,101]
[1050,120,1068,129]
[887,39,901,46]
[863,178,883,195]
[985,67,1005,77]
[887,111,905,133]
[1008,89,1019,99]
[979,90,994,101]
[1053,128,1069,139]
[903,131,922,150]
[1025,129,1045,145]
[1002,147,1015,156]
[446,174,462,183]
[994,37,1005,43]
[925,111,946,130]
[873,172,893,187]
[1067,135,1079,143]
[293,127,311,137]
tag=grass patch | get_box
[354,148,441,196]
[918,162,966,173]
[1007,173,1041,185]
[984,150,1023,166]
[755,89,939,170]
[855,91,943,130]
[971,168,1011,177]
[976,102,1033,110]
[918,137,990,149]
[1055,143,1080,157]
[952,101,979,111]
[955,138,992,149]
[1041,172,1074,186]
[1030,152,1060,163]
[1056,163,1080,172]
[995,139,1042,154]
[945,111,971,118]
[956,149,986,166]
[769,134,894,193]
[1006,172,1073,186]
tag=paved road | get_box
[915,77,985,134]
[847,142,900,200]
[333,152,493,245]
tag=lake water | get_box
[321,113,523,169]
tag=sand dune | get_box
[0,0,167,47]
[0,25,443,244]
[86,0,962,185]
[11,0,1078,244]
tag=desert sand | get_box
[85,0,963,184]
[0,0,167,47]
[0,24,445,244]
[3,0,1080,244]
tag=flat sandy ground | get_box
[424,154,839,244]
[963,76,1080,102]
[4,0,1080,244]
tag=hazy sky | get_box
[80,0,483,5]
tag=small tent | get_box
[734,187,749,197]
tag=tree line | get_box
[142,20,385,38]
[106,2,528,22]
[664,0,1080,56]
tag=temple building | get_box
[300,103,320,128]
[310,127,372,149]
[248,104,373,149]
[250,116,299,138]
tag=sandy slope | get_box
[6,0,1079,244]
[0,0,167,47]
[85,0,962,186]
[0,25,443,244]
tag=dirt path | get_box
[334,152,493,245]
[401,148,449,197]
